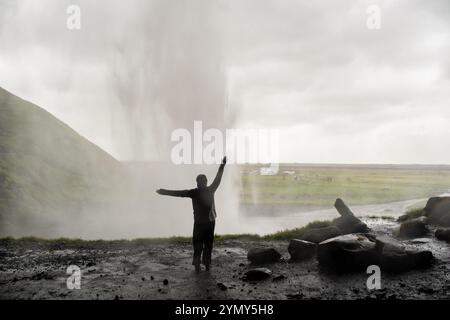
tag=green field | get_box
[238,164,450,206]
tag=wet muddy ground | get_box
[0,217,449,300]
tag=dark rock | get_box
[375,234,403,251]
[332,198,370,234]
[379,245,432,273]
[217,283,228,291]
[333,216,369,234]
[376,235,433,273]
[288,239,316,261]
[399,217,428,238]
[247,248,281,264]
[272,274,286,281]
[435,228,450,242]
[334,198,354,218]
[244,268,272,281]
[424,197,450,227]
[86,261,96,267]
[163,279,169,285]
[317,234,378,272]
[301,226,342,243]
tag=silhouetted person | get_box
[156,156,226,272]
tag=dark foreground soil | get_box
[0,218,449,300]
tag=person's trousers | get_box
[192,221,215,266]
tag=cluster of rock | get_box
[317,234,432,273]
[245,197,450,277]
[397,197,450,242]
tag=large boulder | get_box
[333,216,369,234]
[317,234,378,272]
[375,235,433,273]
[332,199,369,234]
[247,248,281,264]
[435,228,450,242]
[301,226,342,243]
[425,197,450,227]
[318,233,433,273]
[380,247,433,273]
[399,217,428,238]
[288,239,316,261]
[244,268,272,281]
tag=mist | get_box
[0,0,272,239]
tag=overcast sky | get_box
[0,0,449,164]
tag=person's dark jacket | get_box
[158,163,225,222]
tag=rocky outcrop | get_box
[299,199,368,244]
[399,217,428,238]
[247,248,281,264]
[425,197,450,227]
[317,234,378,272]
[332,199,370,234]
[375,235,433,273]
[317,234,433,273]
[301,226,342,243]
[288,239,316,261]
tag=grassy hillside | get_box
[0,87,125,236]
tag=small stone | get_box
[244,268,272,281]
[217,283,228,291]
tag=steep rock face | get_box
[0,87,125,236]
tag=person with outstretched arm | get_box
[156,156,226,272]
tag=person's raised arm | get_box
[209,156,226,192]
[156,188,194,197]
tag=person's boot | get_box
[205,264,211,272]
[194,264,201,273]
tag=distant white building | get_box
[260,163,279,175]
